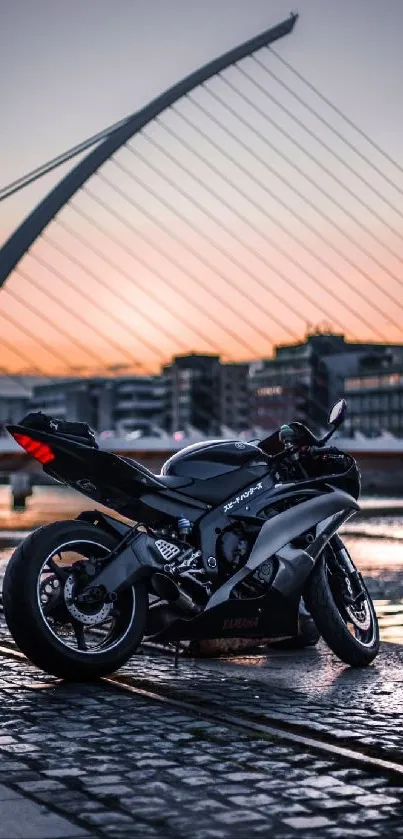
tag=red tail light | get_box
[12,433,55,465]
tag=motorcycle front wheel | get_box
[304,535,379,666]
[3,520,148,681]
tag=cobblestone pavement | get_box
[2,553,403,836]
[3,602,403,763]
[115,643,403,765]
[0,653,403,839]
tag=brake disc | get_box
[63,574,113,626]
[346,600,372,631]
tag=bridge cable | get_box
[210,74,403,278]
[269,46,403,184]
[147,106,403,330]
[73,185,291,348]
[123,137,392,340]
[230,65,403,264]
[48,210,256,356]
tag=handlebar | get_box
[270,442,338,463]
[269,441,347,486]
[306,445,340,457]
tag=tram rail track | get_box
[105,673,403,780]
[0,611,403,782]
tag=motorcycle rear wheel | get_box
[304,536,379,667]
[3,520,148,681]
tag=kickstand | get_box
[174,640,181,669]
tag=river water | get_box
[0,486,402,643]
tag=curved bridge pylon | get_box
[0,14,297,289]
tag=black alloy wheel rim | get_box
[36,539,136,655]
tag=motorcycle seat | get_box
[118,456,192,489]
[157,474,194,489]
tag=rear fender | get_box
[76,510,133,541]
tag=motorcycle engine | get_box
[151,524,276,602]
[217,527,249,571]
[217,525,276,596]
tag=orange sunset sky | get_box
[1,0,403,375]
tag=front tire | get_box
[3,520,148,681]
[304,537,379,667]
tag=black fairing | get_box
[161,440,272,503]
[298,450,361,500]
[147,589,299,642]
[6,424,209,524]
[7,424,274,521]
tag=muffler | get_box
[151,573,201,616]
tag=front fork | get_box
[328,536,367,610]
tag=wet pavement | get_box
[0,650,403,838]
[1,583,403,838]
[1,492,403,836]
[116,643,403,763]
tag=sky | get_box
[1,0,403,374]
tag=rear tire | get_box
[304,537,379,667]
[3,520,148,681]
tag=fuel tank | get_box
[161,440,270,481]
[161,440,273,505]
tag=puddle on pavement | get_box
[374,601,403,643]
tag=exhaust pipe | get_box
[151,573,201,616]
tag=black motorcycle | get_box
[3,399,379,680]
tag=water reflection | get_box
[376,601,403,643]
[343,535,403,576]
[0,486,94,531]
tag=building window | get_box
[256,386,283,397]
[179,370,192,382]
[381,373,400,387]
[346,376,380,391]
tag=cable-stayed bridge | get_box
[0,12,402,445]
